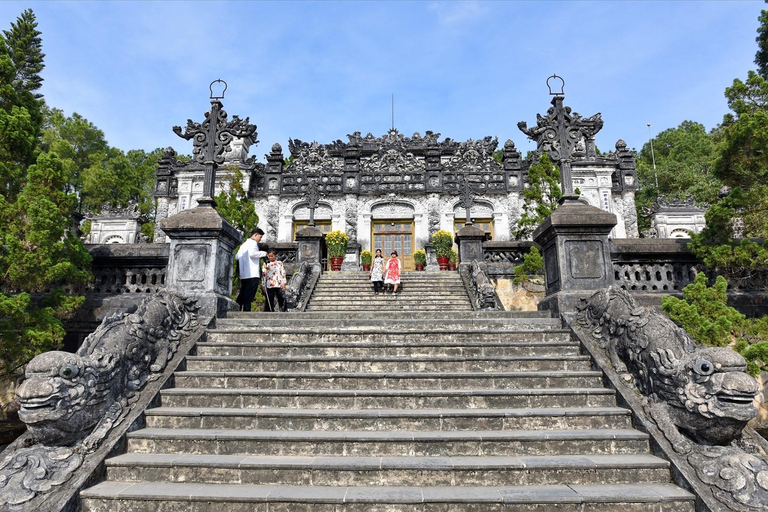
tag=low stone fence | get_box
[610,238,700,294]
[87,243,169,295]
[482,240,533,277]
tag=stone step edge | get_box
[185,355,591,363]
[143,406,630,418]
[80,481,695,504]
[196,340,576,347]
[173,370,600,378]
[206,328,569,335]
[105,453,668,471]
[127,427,648,442]
[159,387,614,397]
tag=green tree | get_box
[0,10,91,378]
[0,152,91,377]
[635,121,720,232]
[756,2,768,79]
[215,166,259,235]
[41,108,108,207]
[513,153,561,240]
[0,9,44,199]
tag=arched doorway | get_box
[370,202,415,270]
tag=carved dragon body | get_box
[578,286,758,445]
[17,293,197,446]
[577,286,768,511]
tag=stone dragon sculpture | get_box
[577,286,768,511]
[0,292,199,508]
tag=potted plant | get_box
[431,229,453,271]
[448,249,458,270]
[325,230,349,271]
[413,249,426,271]
[360,250,372,271]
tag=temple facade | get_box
[154,126,640,269]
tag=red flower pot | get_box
[415,264,424,271]
[362,264,371,271]
[437,257,449,271]
[330,257,344,271]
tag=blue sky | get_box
[1,1,762,159]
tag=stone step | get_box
[144,406,633,431]
[159,387,617,410]
[225,310,552,320]
[204,331,572,345]
[81,481,695,512]
[126,427,649,457]
[305,305,474,312]
[213,318,563,331]
[320,272,462,279]
[184,355,593,373]
[103,453,672,487]
[308,293,470,304]
[172,370,605,390]
[195,340,580,357]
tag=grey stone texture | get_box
[159,206,241,324]
[76,274,694,511]
[533,198,617,318]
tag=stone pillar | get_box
[342,241,361,271]
[532,198,617,319]
[295,226,324,265]
[159,206,242,326]
[424,242,439,272]
[455,225,486,263]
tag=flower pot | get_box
[437,256,449,271]
[448,263,456,271]
[330,257,344,271]
[362,264,371,271]
[415,264,424,271]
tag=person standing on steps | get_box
[263,248,287,312]
[370,248,385,295]
[235,228,267,311]
[384,250,402,296]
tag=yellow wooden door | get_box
[293,220,332,239]
[372,220,415,270]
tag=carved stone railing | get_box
[482,240,533,277]
[86,244,169,295]
[458,261,503,310]
[284,261,321,312]
[265,242,298,275]
[610,238,700,293]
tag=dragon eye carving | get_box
[59,364,79,379]
[693,359,715,376]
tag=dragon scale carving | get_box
[0,292,199,507]
[577,286,767,510]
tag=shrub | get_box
[448,249,458,264]
[325,230,349,258]
[414,249,427,265]
[360,250,372,265]
[431,230,453,258]
[513,246,544,284]
[661,271,768,376]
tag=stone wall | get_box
[492,277,545,311]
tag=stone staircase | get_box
[80,272,694,511]
[305,270,473,312]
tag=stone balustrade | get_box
[87,243,169,295]
[610,238,700,293]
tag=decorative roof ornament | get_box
[546,74,565,96]
[173,80,258,207]
[518,75,603,200]
[305,179,320,227]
